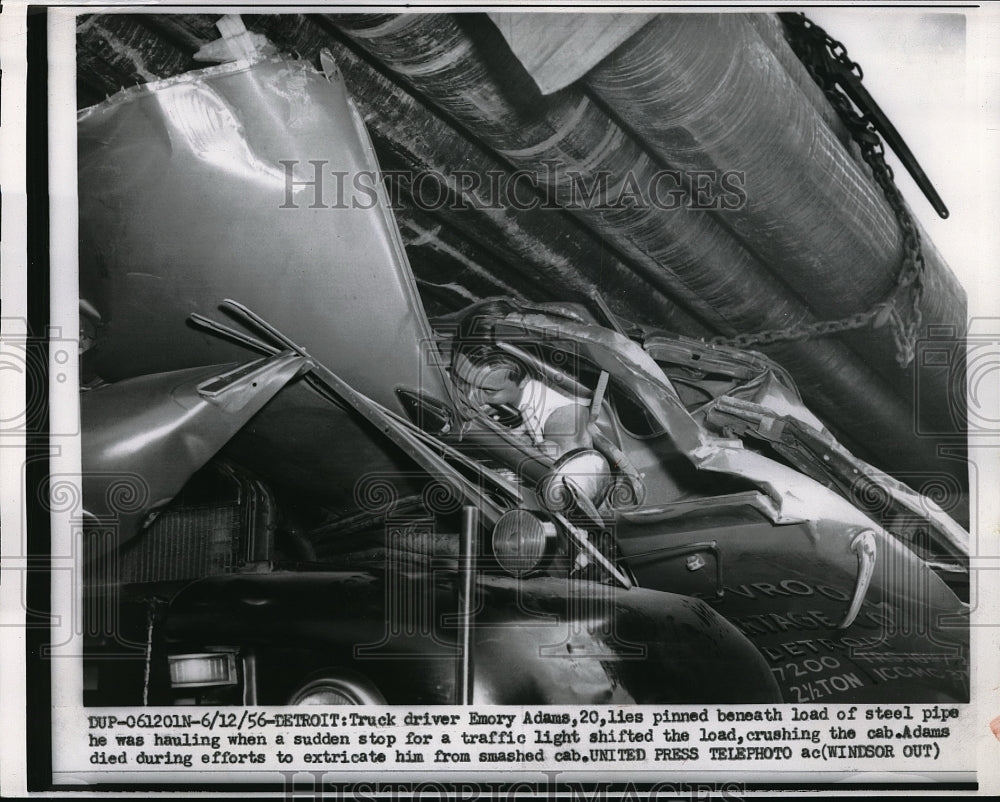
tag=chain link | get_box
[710,13,924,367]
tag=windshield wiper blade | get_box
[832,60,949,219]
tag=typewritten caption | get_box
[78,705,964,772]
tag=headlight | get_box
[492,509,556,577]
[288,673,385,705]
[538,449,612,513]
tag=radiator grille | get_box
[117,504,244,584]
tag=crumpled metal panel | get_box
[219,362,445,517]
[78,56,446,413]
[614,511,969,703]
[508,315,968,702]
[492,309,967,552]
[469,309,951,531]
[82,352,307,544]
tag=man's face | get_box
[451,353,523,411]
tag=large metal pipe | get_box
[744,13,855,150]
[325,12,951,480]
[582,13,966,434]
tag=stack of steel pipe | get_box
[325,12,963,494]
[240,13,709,334]
[581,13,966,441]
[76,14,201,103]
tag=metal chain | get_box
[711,13,924,367]
[718,304,891,350]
